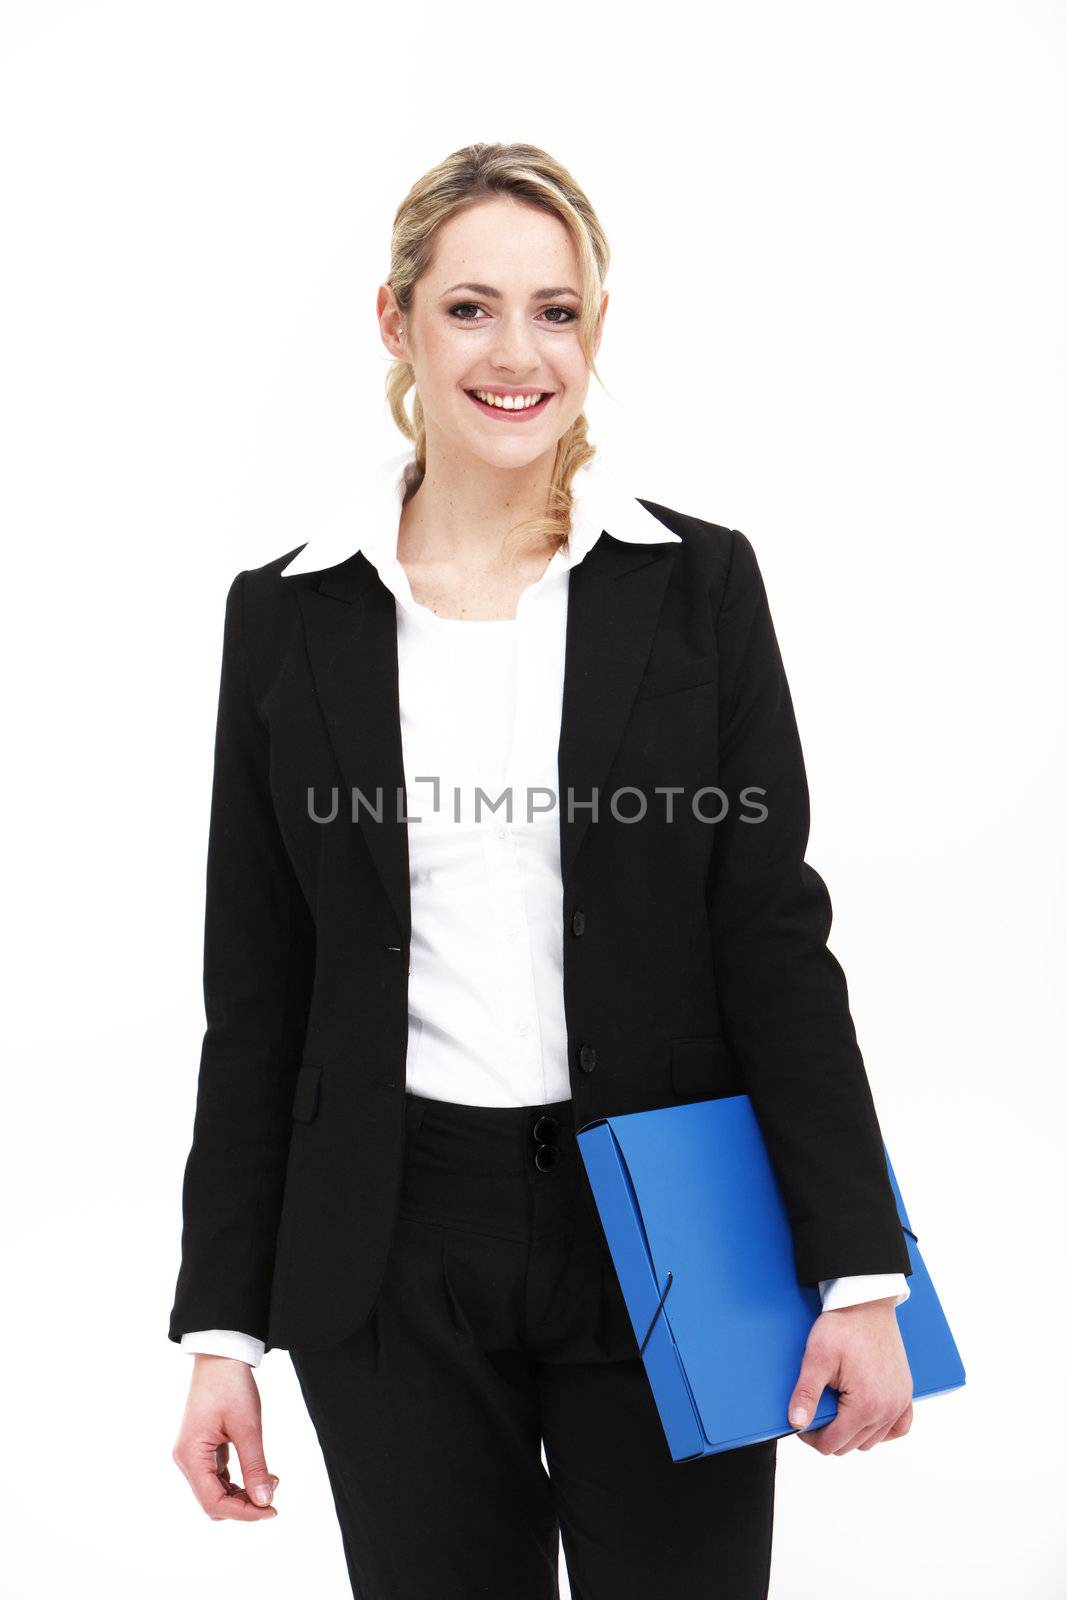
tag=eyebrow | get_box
[440,282,581,301]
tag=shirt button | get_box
[571,909,586,937]
[578,1043,597,1073]
[516,1020,530,1036]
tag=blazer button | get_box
[578,1043,597,1073]
[570,909,586,937]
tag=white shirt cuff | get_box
[180,1329,266,1366]
[818,1273,910,1311]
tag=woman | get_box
[170,143,914,1598]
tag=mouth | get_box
[464,387,555,421]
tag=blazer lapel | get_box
[557,534,676,882]
[298,557,413,944]
[296,533,678,942]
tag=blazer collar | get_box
[278,446,680,583]
[289,448,682,942]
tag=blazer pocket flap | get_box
[638,652,717,700]
[670,1034,729,1097]
[291,1062,323,1123]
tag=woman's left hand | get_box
[786,1299,914,1454]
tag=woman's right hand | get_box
[172,1353,280,1520]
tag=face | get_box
[378,195,607,472]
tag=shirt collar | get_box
[278,447,681,591]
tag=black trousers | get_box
[289,1091,778,1599]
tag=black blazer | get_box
[168,502,912,1354]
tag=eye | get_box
[446,303,577,327]
[448,302,487,323]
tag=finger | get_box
[788,1361,835,1432]
[836,1418,889,1455]
[180,1437,277,1521]
[871,1404,913,1446]
[884,1402,913,1439]
[797,1398,873,1456]
[857,1421,896,1451]
[215,1441,245,1495]
[228,1416,277,1510]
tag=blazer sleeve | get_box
[168,570,316,1347]
[705,529,912,1286]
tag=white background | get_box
[1,1,1063,1595]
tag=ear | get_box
[593,291,609,357]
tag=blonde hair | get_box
[385,142,611,559]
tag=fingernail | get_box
[791,1407,809,1428]
[270,1475,279,1488]
[253,1484,273,1505]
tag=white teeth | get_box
[472,389,545,409]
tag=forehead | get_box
[428,197,579,286]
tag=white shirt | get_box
[181,449,908,1366]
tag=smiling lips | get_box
[465,387,555,420]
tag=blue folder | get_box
[575,1093,966,1461]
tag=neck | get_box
[398,434,558,569]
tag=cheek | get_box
[557,341,590,385]
[419,327,469,383]
[553,353,590,417]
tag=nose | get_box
[488,311,541,376]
